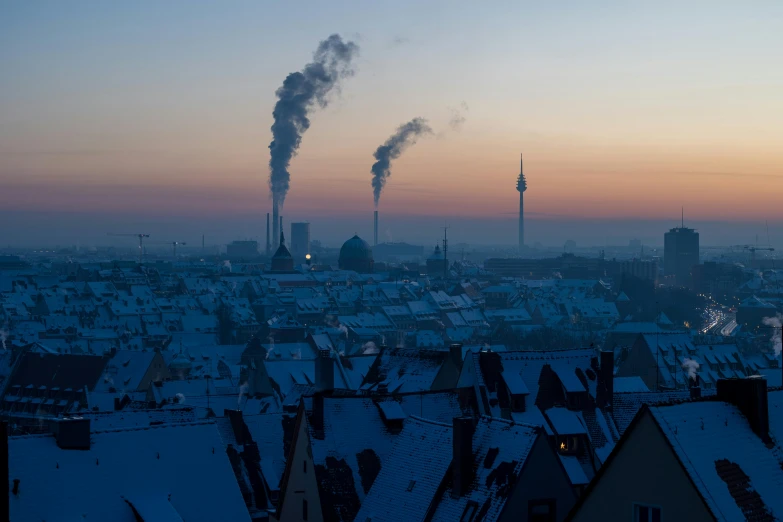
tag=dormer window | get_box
[557,435,579,455]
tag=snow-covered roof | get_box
[650,401,783,521]
[9,422,251,522]
[428,416,540,522]
[613,376,650,393]
[354,416,453,522]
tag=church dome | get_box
[339,235,374,272]
[428,245,443,261]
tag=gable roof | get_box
[428,417,541,522]
[650,401,783,521]
[303,395,408,521]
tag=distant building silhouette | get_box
[338,235,374,273]
[664,219,699,287]
[290,222,310,260]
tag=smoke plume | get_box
[362,341,379,355]
[371,118,433,207]
[762,315,782,356]
[448,102,469,131]
[681,358,700,381]
[268,34,360,210]
[238,382,249,405]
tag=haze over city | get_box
[2,1,783,248]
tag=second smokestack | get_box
[374,210,378,247]
[266,213,271,256]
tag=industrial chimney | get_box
[266,213,271,256]
[374,210,379,247]
[272,201,279,249]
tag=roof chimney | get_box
[451,416,475,499]
[225,409,246,445]
[315,349,334,392]
[51,417,91,450]
[717,378,769,442]
[599,350,614,410]
[689,375,701,399]
[449,344,463,366]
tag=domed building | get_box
[270,230,295,272]
[169,350,192,380]
[339,235,374,273]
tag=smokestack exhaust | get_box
[374,210,378,247]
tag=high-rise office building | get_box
[664,219,699,287]
[290,222,311,260]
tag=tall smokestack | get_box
[272,202,279,249]
[516,153,527,251]
[374,210,378,247]
[267,35,359,241]
[266,213,271,256]
[280,216,284,245]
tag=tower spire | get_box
[520,152,523,174]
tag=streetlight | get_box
[306,253,312,266]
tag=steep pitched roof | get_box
[354,416,453,522]
[650,401,783,521]
[428,417,541,522]
[302,395,407,522]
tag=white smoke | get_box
[0,329,8,350]
[338,324,348,337]
[762,314,782,356]
[292,348,302,360]
[362,341,379,355]
[175,393,186,404]
[265,336,275,359]
[682,358,700,381]
[222,260,232,272]
[238,382,248,405]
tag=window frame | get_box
[632,502,661,522]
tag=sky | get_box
[1,1,782,248]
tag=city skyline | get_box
[2,1,783,247]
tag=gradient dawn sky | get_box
[1,1,782,247]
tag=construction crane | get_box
[149,241,187,257]
[107,233,150,263]
[745,245,774,266]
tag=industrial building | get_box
[664,219,699,287]
[290,222,310,260]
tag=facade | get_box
[619,258,659,284]
[290,222,311,260]
[567,380,783,522]
[663,226,699,287]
